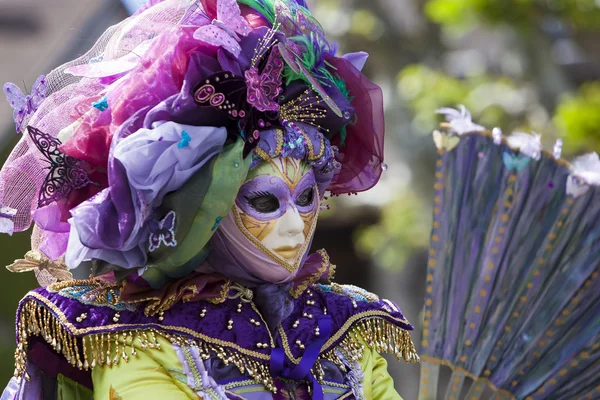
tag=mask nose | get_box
[279,206,305,237]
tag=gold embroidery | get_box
[206,280,232,305]
[13,290,418,392]
[254,147,271,162]
[18,291,271,361]
[327,263,337,281]
[48,278,125,307]
[122,280,231,315]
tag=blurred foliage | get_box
[425,0,600,31]
[397,65,536,135]
[554,82,600,154]
[419,0,600,155]
[355,191,431,271]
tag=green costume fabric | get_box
[90,335,403,400]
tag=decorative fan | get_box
[418,109,600,400]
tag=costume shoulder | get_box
[281,283,419,364]
[14,280,418,391]
[15,279,276,384]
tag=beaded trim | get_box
[13,292,418,393]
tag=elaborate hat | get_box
[1,0,385,288]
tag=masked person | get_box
[0,1,418,399]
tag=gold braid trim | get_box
[327,263,337,282]
[420,355,515,400]
[254,147,271,162]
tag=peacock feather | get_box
[419,111,600,400]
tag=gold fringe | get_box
[321,318,420,373]
[15,300,418,392]
[13,299,275,391]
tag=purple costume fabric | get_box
[12,283,413,398]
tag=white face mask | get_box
[234,157,319,263]
[260,206,306,261]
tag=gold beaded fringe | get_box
[322,319,420,369]
[13,300,274,390]
[14,300,417,390]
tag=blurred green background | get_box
[0,0,599,398]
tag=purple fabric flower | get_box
[114,121,227,207]
[66,122,226,271]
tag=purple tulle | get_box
[325,54,385,195]
[32,204,70,261]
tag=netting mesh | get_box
[0,0,190,234]
[30,226,57,286]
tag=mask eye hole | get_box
[246,191,280,213]
[296,187,314,207]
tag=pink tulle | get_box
[61,27,209,169]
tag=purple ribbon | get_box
[270,315,333,400]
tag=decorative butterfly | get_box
[0,206,17,236]
[3,75,47,133]
[6,250,73,282]
[148,211,178,252]
[178,131,191,148]
[502,151,531,172]
[432,130,460,152]
[27,126,94,208]
[245,46,285,112]
[92,96,109,111]
[192,0,252,57]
